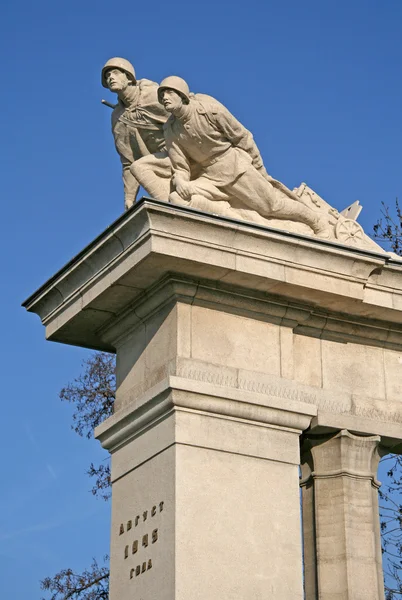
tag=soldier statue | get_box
[100,62,380,248]
[101,57,170,209]
[148,76,330,237]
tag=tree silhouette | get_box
[41,352,115,599]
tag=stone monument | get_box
[24,61,402,599]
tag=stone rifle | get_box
[101,98,117,109]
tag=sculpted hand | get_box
[175,177,195,200]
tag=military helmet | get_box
[158,76,190,104]
[101,57,136,88]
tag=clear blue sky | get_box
[1,0,401,597]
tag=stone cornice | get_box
[95,375,317,453]
[22,199,402,351]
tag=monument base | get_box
[24,199,402,599]
[96,377,315,599]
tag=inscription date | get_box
[119,499,165,582]
[119,501,164,535]
[124,529,158,558]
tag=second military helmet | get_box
[102,58,137,88]
[158,76,190,104]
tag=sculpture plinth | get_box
[24,199,402,599]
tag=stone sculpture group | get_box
[102,57,381,251]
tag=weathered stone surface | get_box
[191,305,281,373]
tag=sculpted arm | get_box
[165,134,191,182]
[214,105,264,171]
[111,111,139,208]
[118,152,140,209]
[165,132,195,200]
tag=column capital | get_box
[301,429,383,487]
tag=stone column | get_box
[300,430,385,600]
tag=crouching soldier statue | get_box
[134,76,329,237]
[101,57,171,209]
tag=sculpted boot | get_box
[271,200,331,239]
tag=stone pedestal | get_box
[301,431,385,600]
[23,199,402,599]
[97,376,314,599]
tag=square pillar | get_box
[95,292,316,599]
[96,375,315,600]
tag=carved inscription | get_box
[118,500,165,581]
[130,560,152,579]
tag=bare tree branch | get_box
[41,558,109,600]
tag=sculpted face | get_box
[160,89,184,113]
[105,68,131,92]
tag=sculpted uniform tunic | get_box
[111,79,169,203]
[163,97,267,199]
[162,96,326,232]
